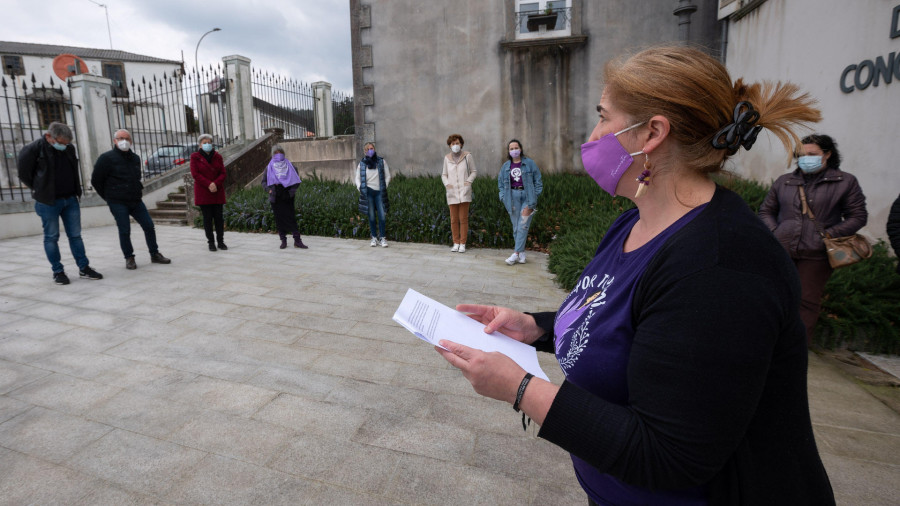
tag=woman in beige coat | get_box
[442,133,477,252]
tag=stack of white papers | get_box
[392,288,549,381]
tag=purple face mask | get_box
[366,149,375,157]
[580,122,644,196]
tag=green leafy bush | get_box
[221,171,898,352]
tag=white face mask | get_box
[451,144,461,154]
[116,140,131,151]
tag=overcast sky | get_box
[3,0,354,93]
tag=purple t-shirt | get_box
[553,205,708,506]
[510,161,524,189]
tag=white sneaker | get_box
[505,252,519,265]
[458,244,466,253]
[370,237,378,247]
[451,244,460,252]
[517,252,526,264]
[379,237,389,248]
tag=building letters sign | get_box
[839,4,900,93]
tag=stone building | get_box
[349,0,721,178]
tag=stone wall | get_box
[350,0,722,177]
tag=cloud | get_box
[2,0,353,93]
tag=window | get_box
[516,0,572,38]
[33,88,66,128]
[2,55,24,76]
[102,62,129,98]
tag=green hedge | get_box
[218,172,899,353]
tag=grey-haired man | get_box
[17,122,103,285]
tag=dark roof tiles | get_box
[0,41,181,65]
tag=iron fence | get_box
[111,65,234,180]
[251,70,317,140]
[0,74,82,201]
[332,89,354,136]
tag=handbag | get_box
[798,186,872,269]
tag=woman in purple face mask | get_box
[759,134,867,345]
[435,46,835,506]
[498,139,543,265]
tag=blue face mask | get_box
[51,142,67,151]
[366,149,375,157]
[798,155,823,173]
[201,143,213,153]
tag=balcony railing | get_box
[516,7,572,34]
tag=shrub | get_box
[221,171,898,352]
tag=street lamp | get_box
[194,27,221,135]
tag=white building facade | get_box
[722,0,900,241]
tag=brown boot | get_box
[279,233,287,249]
[293,232,308,249]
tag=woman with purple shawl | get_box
[262,145,307,249]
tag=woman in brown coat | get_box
[190,133,227,251]
[759,134,867,345]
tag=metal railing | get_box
[515,7,572,34]
[332,89,354,136]
[251,70,317,140]
[111,65,235,180]
[0,74,82,201]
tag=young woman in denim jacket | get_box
[498,139,543,265]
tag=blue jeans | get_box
[366,187,386,239]
[34,197,90,274]
[108,201,158,258]
[508,189,534,253]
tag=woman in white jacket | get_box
[442,134,477,252]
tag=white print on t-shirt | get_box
[557,274,615,371]
[511,167,522,182]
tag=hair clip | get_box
[711,101,763,154]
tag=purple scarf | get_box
[266,153,302,187]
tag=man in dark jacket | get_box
[16,122,103,285]
[91,129,171,270]
[888,193,900,274]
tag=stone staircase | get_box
[148,187,189,226]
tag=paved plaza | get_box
[0,225,898,505]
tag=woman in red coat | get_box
[190,134,227,251]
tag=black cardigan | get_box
[531,187,834,505]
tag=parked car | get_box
[144,144,195,178]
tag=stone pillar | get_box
[313,81,334,138]
[67,74,116,189]
[223,55,254,142]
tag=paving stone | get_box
[170,311,246,333]
[384,453,533,505]
[164,454,320,506]
[0,359,52,394]
[253,393,368,440]
[0,405,113,463]
[0,448,104,504]
[813,424,900,466]
[166,375,278,417]
[472,431,576,485]
[0,317,76,339]
[247,365,341,401]
[29,349,135,380]
[268,432,401,495]
[69,429,207,497]
[168,409,295,466]
[0,395,31,424]
[87,389,200,438]
[7,373,121,416]
[820,453,899,506]
[308,353,401,384]
[353,413,475,464]
[90,362,198,395]
[326,377,435,417]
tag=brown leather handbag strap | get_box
[798,186,829,238]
